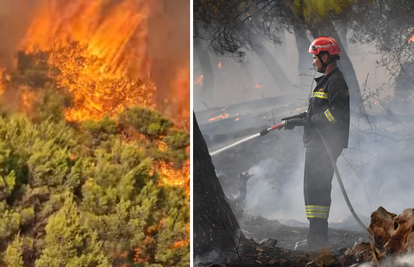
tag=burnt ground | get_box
[194,211,370,266]
[195,101,373,266]
[239,215,368,252]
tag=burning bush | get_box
[0,1,190,264]
[8,43,155,122]
[0,43,189,267]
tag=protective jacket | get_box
[303,67,350,148]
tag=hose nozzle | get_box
[259,121,287,136]
[260,128,271,136]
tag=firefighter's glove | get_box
[284,118,306,130]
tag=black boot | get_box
[294,219,330,251]
[307,218,329,250]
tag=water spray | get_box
[208,116,370,235]
[209,120,287,156]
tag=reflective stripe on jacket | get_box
[303,67,350,148]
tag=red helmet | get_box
[308,36,340,56]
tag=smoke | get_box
[193,250,221,265]
[359,253,414,267]
[331,132,414,221]
[0,0,190,123]
[193,228,246,264]
[194,31,311,111]
[244,158,307,222]
[0,0,39,69]
[148,0,190,121]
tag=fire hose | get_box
[210,119,370,235]
[313,127,370,235]
[262,121,370,235]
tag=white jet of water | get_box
[209,133,261,156]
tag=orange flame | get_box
[234,118,239,121]
[22,1,150,77]
[171,67,190,126]
[255,84,262,89]
[158,160,190,195]
[19,0,153,121]
[218,61,221,68]
[0,1,190,198]
[173,240,187,249]
[209,113,229,121]
[409,29,414,44]
[11,0,190,192]
[3,0,190,250]
[0,68,4,96]
[194,75,203,86]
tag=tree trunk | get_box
[194,44,215,108]
[337,24,349,53]
[293,24,314,89]
[252,38,297,94]
[272,30,287,59]
[193,112,244,257]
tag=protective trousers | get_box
[304,145,342,248]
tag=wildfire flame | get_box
[194,74,203,86]
[0,68,4,95]
[209,113,229,121]
[255,84,262,89]
[22,0,150,77]
[218,61,222,68]
[19,0,153,122]
[409,29,414,44]
[12,1,189,189]
[171,66,190,127]
[158,160,190,196]
[2,0,190,255]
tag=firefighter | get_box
[282,36,350,251]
